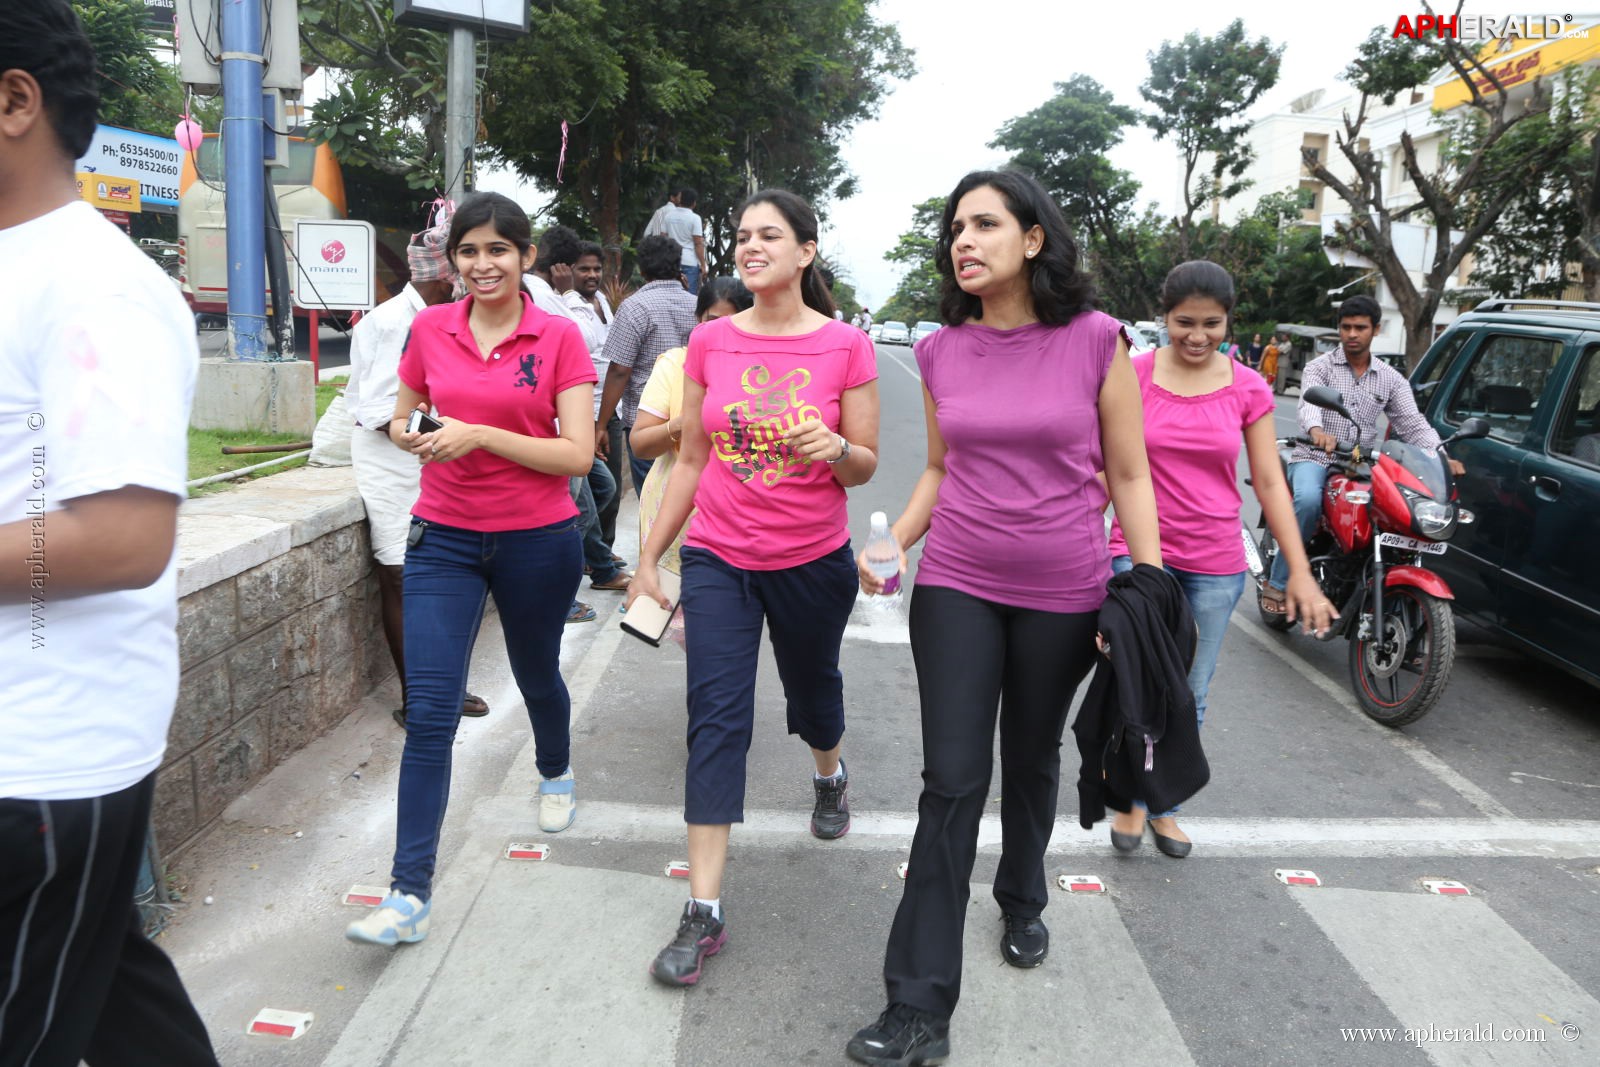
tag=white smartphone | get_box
[620,568,682,647]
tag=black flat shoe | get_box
[1001,913,1048,968]
[1110,825,1143,853]
[1151,828,1193,858]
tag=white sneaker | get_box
[345,891,430,946]
[539,768,576,832]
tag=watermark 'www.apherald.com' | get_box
[1393,13,1589,40]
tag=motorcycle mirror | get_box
[1301,385,1354,422]
[1448,416,1492,443]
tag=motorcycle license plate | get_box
[1378,531,1446,555]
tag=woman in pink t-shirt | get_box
[628,190,880,989]
[845,169,1162,1064]
[344,193,597,949]
[1105,261,1334,859]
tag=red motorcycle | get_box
[1248,386,1490,726]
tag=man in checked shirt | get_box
[1262,295,1466,614]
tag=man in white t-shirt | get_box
[662,186,708,295]
[644,188,680,239]
[0,4,218,1062]
[347,208,490,728]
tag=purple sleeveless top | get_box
[913,312,1120,612]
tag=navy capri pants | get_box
[680,543,858,824]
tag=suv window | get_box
[1444,333,1565,441]
[1415,332,1468,394]
[1551,343,1600,467]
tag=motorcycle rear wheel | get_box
[1254,530,1295,632]
[1349,585,1455,727]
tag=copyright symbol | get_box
[26,413,43,430]
[1563,1023,1580,1041]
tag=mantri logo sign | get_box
[1393,13,1587,41]
[320,240,347,264]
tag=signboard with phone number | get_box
[74,125,182,212]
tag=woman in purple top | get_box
[1105,261,1334,859]
[845,170,1162,1066]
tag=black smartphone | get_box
[406,409,444,435]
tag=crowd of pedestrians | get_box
[4,5,1366,1063]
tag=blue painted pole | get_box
[220,0,267,361]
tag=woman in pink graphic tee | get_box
[1105,260,1334,859]
[627,189,879,991]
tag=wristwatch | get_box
[826,433,851,464]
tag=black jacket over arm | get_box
[1072,563,1205,828]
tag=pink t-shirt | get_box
[683,316,877,570]
[398,293,596,532]
[1108,351,1276,574]
[915,312,1122,613]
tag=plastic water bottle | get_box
[864,511,902,596]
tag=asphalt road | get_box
[160,339,1600,1066]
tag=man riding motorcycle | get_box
[1262,295,1465,616]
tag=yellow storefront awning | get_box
[1433,24,1600,110]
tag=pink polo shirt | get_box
[398,293,596,532]
[684,316,877,570]
[1108,351,1276,573]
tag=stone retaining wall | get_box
[156,466,389,857]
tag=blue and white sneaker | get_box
[345,891,430,946]
[539,768,576,832]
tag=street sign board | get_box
[76,126,180,212]
[394,0,529,37]
[293,219,376,312]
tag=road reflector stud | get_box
[665,861,691,878]
[342,885,390,907]
[505,842,549,861]
[896,861,909,880]
[248,1009,313,1039]
[1057,875,1107,893]
[1274,868,1322,887]
[1422,879,1471,896]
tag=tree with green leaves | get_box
[1307,14,1596,365]
[1140,19,1283,257]
[879,196,945,324]
[73,0,184,136]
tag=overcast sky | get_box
[825,0,1408,309]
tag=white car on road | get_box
[879,320,910,345]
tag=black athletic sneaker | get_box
[1001,912,1049,968]
[811,760,851,839]
[846,1002,950,1066]
[649,901,727,987]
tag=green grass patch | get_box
[187,383,343,495]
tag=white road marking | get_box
[1229,615,1520,821]
[468,799,1600,859]
[879,345,922,383]
[1510,771,1600,791]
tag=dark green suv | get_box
[1410,299,1600,689]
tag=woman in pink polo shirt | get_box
[628,189,879,989]
[845,169,1161,1065]
[1105,260,1333,858]
[345,192,596,947]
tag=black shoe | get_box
[810,760,851,839]
[1151,826,1193,859]
[1001,912,1049,968]
[461,693,490,717]
[392,707,408,730]
[846,1003,950,1066]
[1110,825,1143,852]
[649,901,727,987]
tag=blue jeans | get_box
[1111,557,1246,817]
[681,263,701,295]
[1268,461,1329,591]
[571,458,620,584]
[394,518,582,900]
[624,428,654,500]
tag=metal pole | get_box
[444,26,475,204]
[220,0,268,361]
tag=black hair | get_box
[935,170,1095,326]
[575,240,603,262]
[736,189,837,318]
[637,235,683,282]
[0,0,99,160]
[1159,260,1236,315]
[695,276,753,318]
[1337,294,1381,326]
[678,186,698,208]
[536,224,583,268]
[447,192,532,258]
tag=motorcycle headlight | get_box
[1413,500,1454,537]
